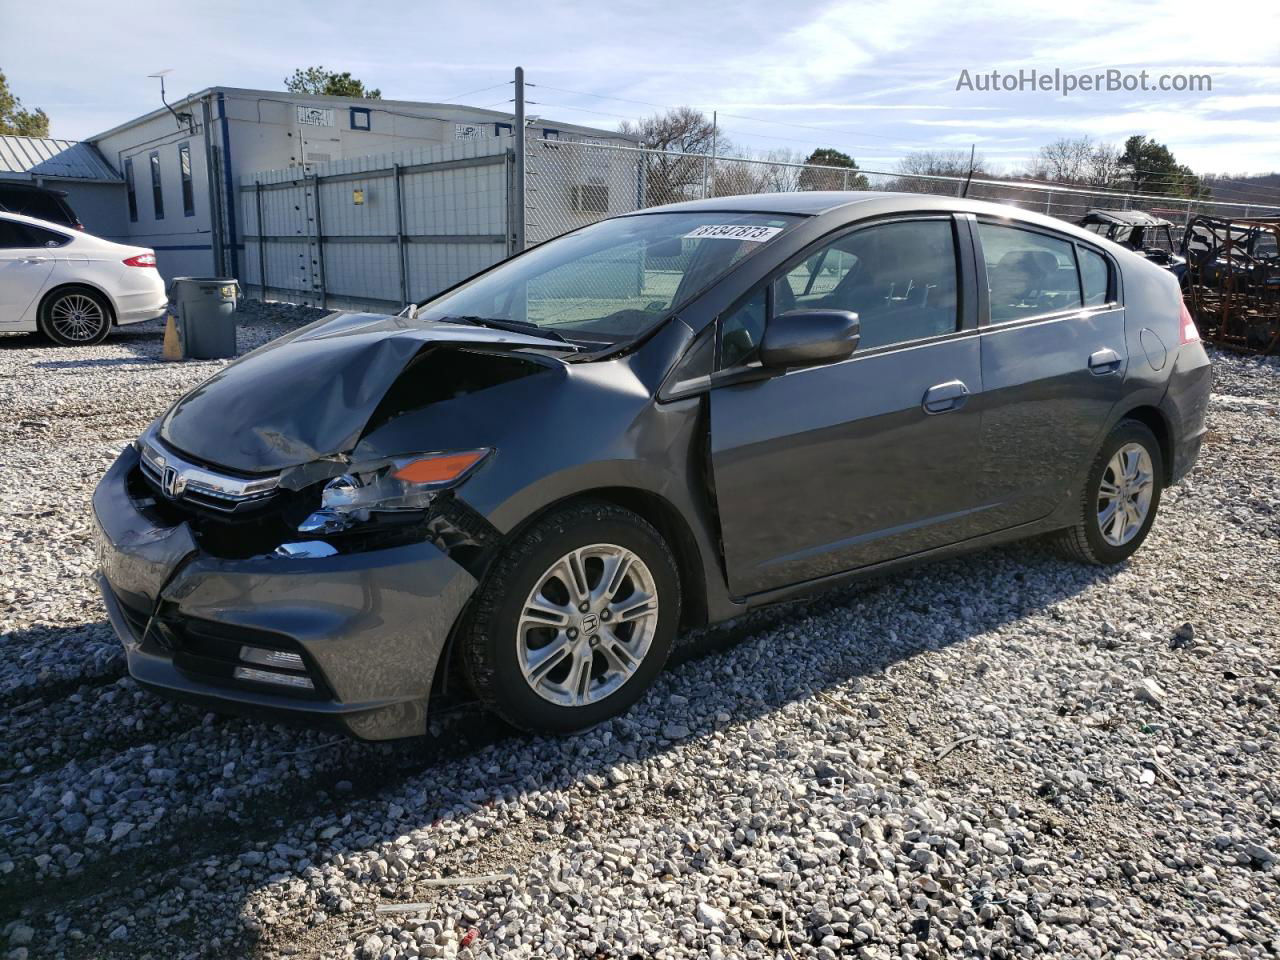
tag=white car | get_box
[0,211,166,345]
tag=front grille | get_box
[138,437,281,516]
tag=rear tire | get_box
[1051,419,1164,565]
[39,286,112,346]
[461,501,681,734]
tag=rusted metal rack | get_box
[1182,216,1280,354]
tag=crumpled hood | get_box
[160,312,573,473]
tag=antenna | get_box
[149,69,194,134]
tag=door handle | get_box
[1088,348,1121,375]
[922,379,970,414]
[20,256,50,264]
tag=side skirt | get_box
[739,515,1060,610]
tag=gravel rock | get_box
[1,327,1278,959]
[1133,676,1166,706]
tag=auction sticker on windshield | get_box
[683,224,784,242]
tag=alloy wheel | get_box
[516,543,659,707]
[1097,442,1154,547]
[49,293,106,343]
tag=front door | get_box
[709,216,986,598]
[0,219,56,325]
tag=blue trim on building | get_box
[217,92,240,278]
[150,244,214,251]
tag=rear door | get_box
[971,217,1127,530]
[709,215,988,598]
[0,218,57,325]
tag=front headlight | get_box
[297,449,490,535]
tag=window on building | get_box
[178,142,195,217]
[571,182,609,214]
[125,159,137,222]
[350,107,371,131]
[149,151,164,220]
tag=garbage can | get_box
[169,278,240,359]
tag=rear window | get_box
[978,222,1083,322]
[0,187,73,226]
[0,218,70,248]
[1078,247,1112,307]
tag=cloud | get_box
[5,0,1276,175]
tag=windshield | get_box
[417,211,800,345]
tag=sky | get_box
[3,0,1278,176]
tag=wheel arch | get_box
[1116,404,1174,484]
[504,486,710,631]
[431,484,714,705]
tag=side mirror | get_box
[760,309,860,369]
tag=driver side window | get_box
[718,218,961,368]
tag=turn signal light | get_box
[1179,301,1200,344]
[123,252,157,268]
[393,450,488,486]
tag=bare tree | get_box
[1034,137,1095,183]
[619,107,734,203]
[1085,141,1123,188]
[1028,136,1122,188]
[891,150,989,193]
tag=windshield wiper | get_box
[438,315,579,348]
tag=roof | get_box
[1079,209,1173,227]
[626,191,1138,252]
[634,191,906,216]
[90,86,633,145]
[0,136,122,183]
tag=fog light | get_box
[239,646,305,670]
[233,666,315,690]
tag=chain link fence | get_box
[525,138,1280,245]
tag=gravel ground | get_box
[1,309,1277,960]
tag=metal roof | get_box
[88,86,633,145]
[0,136,122,183]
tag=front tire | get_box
[39,287,112,346]
[1051,419,1164,565]
[461,501,680,734]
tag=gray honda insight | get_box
[93,192,1211,739]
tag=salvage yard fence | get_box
[242,136,1280,311]
[526,138,1280,243]
[239,140,517,311]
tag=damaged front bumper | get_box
[92,446,478,740]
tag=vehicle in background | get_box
[1079,209,1187,283]
[0,182,83,231]
[1181,215,1280,353]
[0,211,165,345]
[93,191,1211,740]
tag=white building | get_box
[88,86,632,280]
